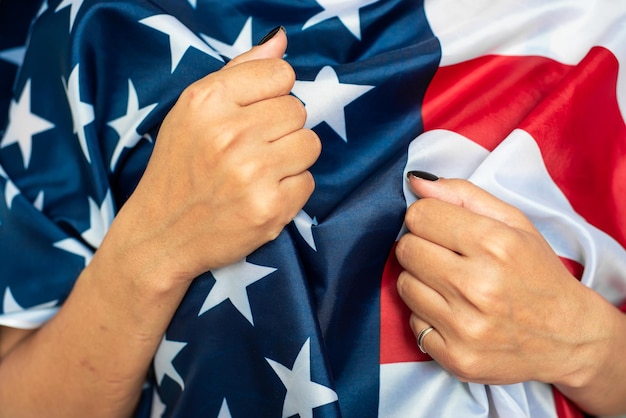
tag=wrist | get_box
[552,289,626,415]
[82,211,194,337]
[99,193,201,290]
[553,288,612,388]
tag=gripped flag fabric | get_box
[1,1,626,417]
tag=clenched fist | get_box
[101,28,321,284]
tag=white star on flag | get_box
[3,180,18,210]
[55,0,85,32]
[0,46,26,66]
[200,17,253,60]
[187,0,197,8]
[36,1,48,18]
[5,185,45,212]
[150,388,166,418]
[140,14,223,73]
[108,79,158,170]
[266,338,338,418]
[292,65,374,142]
[217,399,232,418]
[2,287,57,314]
[1,79,55,169]
[1,287,58,329]
[63,65,95,163]
[303,0,381,40]
[143,132,155,143]
[198,258,277,325]
[294,210,318,251]
[81,191,115,249]
[154,335,188,390]
[53,237,93,267]
[33,190,44,211]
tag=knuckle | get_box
[395,234,417,267]
[250,193,279,226]
[302,130,322,162]
[263,222,284,242]
[448,351,483,382]
[395,271,412,299]
[286,95,308,126]
[182,77,227,107]
[395,235,409,263]
[462,316,492,345]
[397,238,421,273]
[311,131,322,154]
[405,198,429,227]
[259,59,296,94]
[272,59,296,89]
[210,124,239,153]
[228,158,260,189]
[257,211,287,242]
[505,205,530,226]
[404,204,417,227]
[290,172,316,210]
[465,271,512,317]
[476,222,518,262]
[302,170,316,196]
[468,278,502,309]
[206,80,229,103]
[179,81,200,102]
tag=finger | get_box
[404,196,508,256]
[396,268,452,331]
[174,28,290,119]
[407,175,538,235]
[189,57,295,108]
[267,129,321,180]
[238,94,308,142]
[224,26,287,69]
[396,233,469,302]
[276,171,316,219]
[214,26,291,105]
[410,314,445,357]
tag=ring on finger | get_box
[417,326,435,354]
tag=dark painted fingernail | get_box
[258,26,286,45]
[407,171,439,181]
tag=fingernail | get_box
[407,171,439,181]
[258,26,286,45]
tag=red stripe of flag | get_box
[380,47,626,416]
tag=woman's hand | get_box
[395,174,626,413]
[104,29,321,283]
[0,30,321,418]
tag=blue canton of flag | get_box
[0,0,436,417]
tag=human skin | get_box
[3,24,624,418]
[0,29,321,418]
[396,175,626,416]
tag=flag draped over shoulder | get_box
[0,1,625,417]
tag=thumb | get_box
[224,26,287,69]
[407,171,538,234]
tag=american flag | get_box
[1,1,626,417]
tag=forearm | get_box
[555,292,626,416]
[0,32,314,417]
[0,219,191,418]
